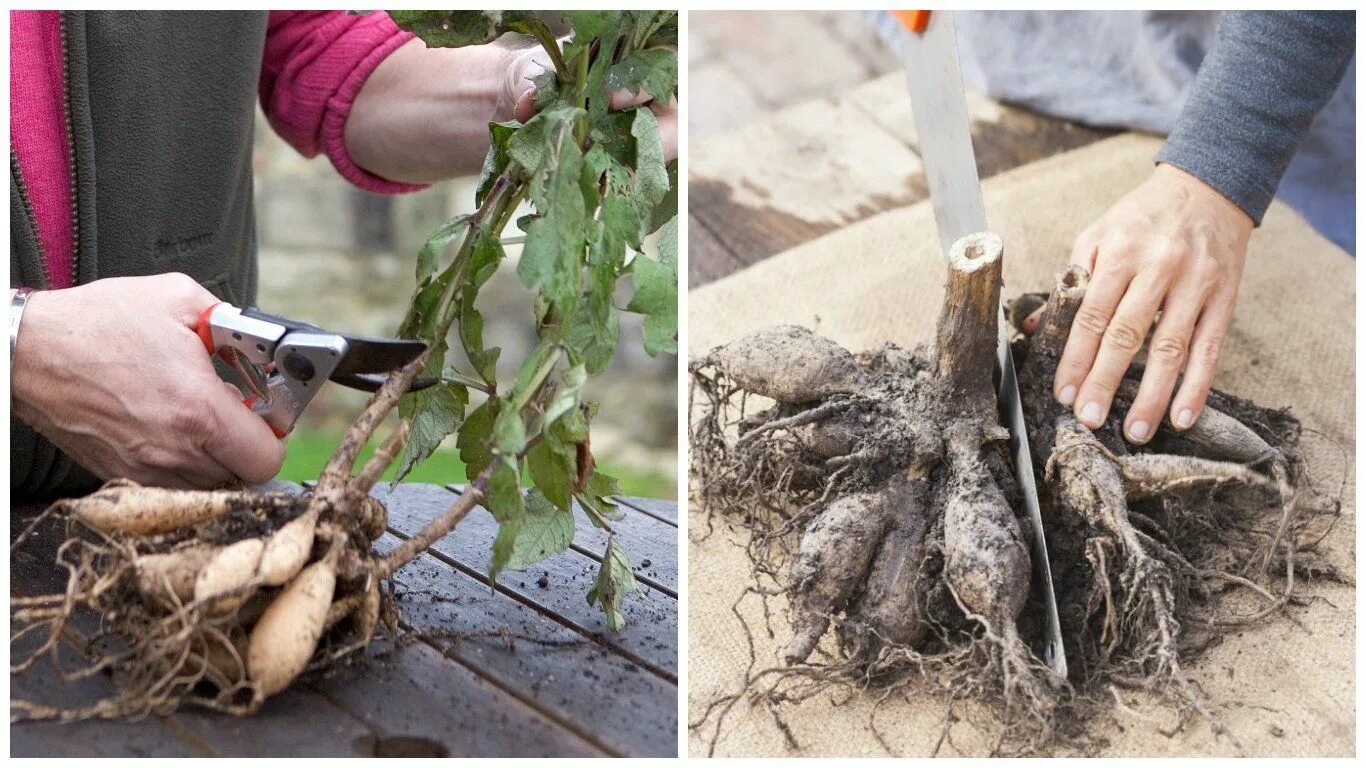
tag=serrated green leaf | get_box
[476,122,518,208]
[588,111,636,169]
[487,457,525,582]
[564,10,620,47]
[395,380,468,481]
[545,364,588,426]
[414,215,469,283]
[567,229,620,375]
[526,436,576,511]
[586,536,642,631]
[625,216,677,356]
[507,106,584,183]
[390,10,537,48]
[650,159,678,235]
[456,397,498,476]
[607,48,677,103]
[493,400,527,455]
[459,232,504,386]
[631,108,669,217]
[518,129,586,316]
[508,490,575,570]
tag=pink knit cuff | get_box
[320,26,429,195]
[261,11,429,195]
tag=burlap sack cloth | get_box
[687,134,1355,757]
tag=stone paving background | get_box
[250,112,675,495]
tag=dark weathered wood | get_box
[374,484,678,680]
[688,213,750,287]
[168,687,376,758]
[376,535,677,756]
[613,495,679,527]
[309,640,604,758]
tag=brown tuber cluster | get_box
[689,233,1337,751]
[11,354,489,721]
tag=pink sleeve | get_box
[260,10,429,194]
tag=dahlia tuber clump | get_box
[689,234,1339,753]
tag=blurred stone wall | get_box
[250,110,676,476]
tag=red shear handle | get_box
[197,302,287,439]
[196,302,223,354]
[243,396,288,439]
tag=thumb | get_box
[1022,306,1044,336]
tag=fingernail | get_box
[1058,385,1077,406]
[1175,409,1194,430]
[1127,420,1150,442]
[1079,402,1102,427]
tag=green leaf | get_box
[545,363,588,426]
[459,232,504,386]
[518,129,587,317]
[650,159,678,235]
[567,228,621,375]
[389,10,537,48]
[456,397,498,476]
[486,457,525,582]
[607,48,677,102]
[493,400,527,455]
[588,111,637,169]
[476,121,518,208]
[564,10,620,61]
[526,436,576,511]
[414,215,469,283]
[395,379,468,481]
[508,106,584,182]
[625,216,677,356]
[587,470,624,500]
[508,490,575,570]
[639,12,677,47]
[631,108,670,217]
[586,536,642,631]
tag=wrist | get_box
[1154,163,1254,230]
[10,288,52,418]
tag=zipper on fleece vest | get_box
[59,12,79,287]
[11,148,46,288]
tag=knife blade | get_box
[898,10,1067,680]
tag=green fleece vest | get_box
[11,11,269,499]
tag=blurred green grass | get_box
[278,429,676,500]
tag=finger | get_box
[1069,230,1099,274]
[1074,268,1171,429]
[1120,280,1205,443]
[200,386,288,485]
[1022,306,1043,336]
[513,87,538,123]
[1053,260,1134,406]
[1170,287,1238,431]
[608,87,654,111]
[651,100,678,162]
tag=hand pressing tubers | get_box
[690,235,1334,753]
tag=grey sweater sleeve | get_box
[1156,11,1355,224]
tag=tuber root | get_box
[247,542,339,698]
[690,237,1331,753]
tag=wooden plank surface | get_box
[10,482,678,757]
[689,68,1114,288]
[373,484,678,680]
[375,535,678,756]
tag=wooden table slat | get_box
[373,484,678,680]
[309,640,605,758]
[376,535,677,756]
[444,484,678,595]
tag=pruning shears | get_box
[195,303,435,438]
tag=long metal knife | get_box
[896,10,1067,679]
